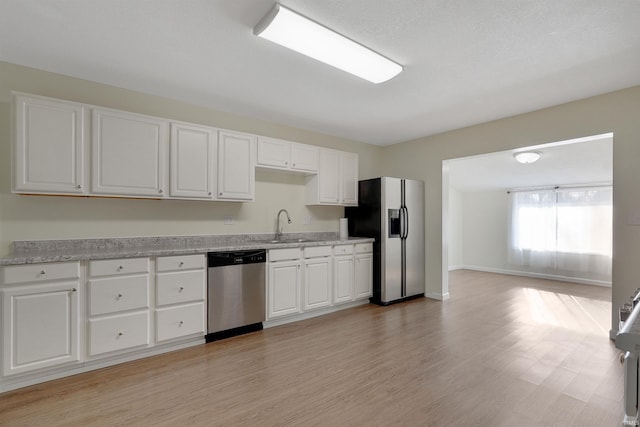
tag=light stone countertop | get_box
[0,233,375,266]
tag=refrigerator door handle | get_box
[403,207,409,239]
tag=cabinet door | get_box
[340,152,359,206]
[354,253,373,300]
[92,108,167,197]
[303,258,331,310]
[170,122,217,199]
[13,94,85,194]
[318,149,340,204]
[217,131,256,200]
[257,136,290,169]
[291,144,318,172]
[333,255,354,304]
[268,260,301,318]
[2,282,79,375]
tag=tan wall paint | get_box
[382,85,640,334]
[0,61,383,255]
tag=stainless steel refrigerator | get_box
[345,177,425,305]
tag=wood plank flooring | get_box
[0,270,622,426]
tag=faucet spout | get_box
[276,209,292,240]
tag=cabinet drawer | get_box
[333,245,354,256]
[3,262,80,285]
[355,243,373,253]
[268,248,301,262]
[156,303,205,342]
[88,312,150,356]
[156,270,205,306]
[89,258,149,277]
[303,246,332,258]
[88,275,149,315]
[156,254,205,272]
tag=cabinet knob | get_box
[178,321,184,326]
[179,286,184,292]
[117,332,124,337]
[117,293,123,299]
[117,265,124,271]
[76,184,82,189]
[159,189,163,194]
[219,192,223,196]
[40,270,46,275]
[285,161,288,165]
[179,261,184,267]
[208,192,212,196]
[71,288,77,292]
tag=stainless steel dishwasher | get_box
[206,249,266,342]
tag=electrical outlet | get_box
[224,216,234,225]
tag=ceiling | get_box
[447,134,613,192]
[1,1,639,146]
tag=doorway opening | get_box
[441,132,613,299]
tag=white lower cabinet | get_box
[303,246,332,311]
[333,245,354,304]
[268,257,302,319]
[87,258,151,357]
[1,262,81,376]
[354,244,373,300]
[266,242,372,324]
[154,255,206,343]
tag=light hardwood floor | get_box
[0,270,622,426]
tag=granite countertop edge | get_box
[0,235,375,266]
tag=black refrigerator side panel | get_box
[345,178,382,303]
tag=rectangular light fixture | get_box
[254,4,403,84]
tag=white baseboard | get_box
[448,265,464,271]
[457,265,612,288]
[425,292,450,301]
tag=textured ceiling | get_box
[1,1,639,145]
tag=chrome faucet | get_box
[275,209,292,240]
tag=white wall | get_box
[460,190,508,271]
[381,84,640,336]
[0,61,383,255]
[447,187,463,269]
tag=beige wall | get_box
[0,61,383,255]
[382,85,640,335]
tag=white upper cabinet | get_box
[339,151,359,206]
[13,94,86,195]
[217,130,256,201]
[91,108,167,197]
[170,122,217,199]
[306,148,358,206]
[257,136,290,169]
[291,143,318,173]
[257,136,318,173]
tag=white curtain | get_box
[507,186,612,283]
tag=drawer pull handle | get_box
[179,286,184,292]
[40,270,46,275]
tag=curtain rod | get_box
[507,182,612,194]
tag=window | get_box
[508,186,612,283]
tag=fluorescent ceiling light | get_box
[254,4,403,84]
[514,151,542,164]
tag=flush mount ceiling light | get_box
[514,151,542,164]
[254,3,403,84]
